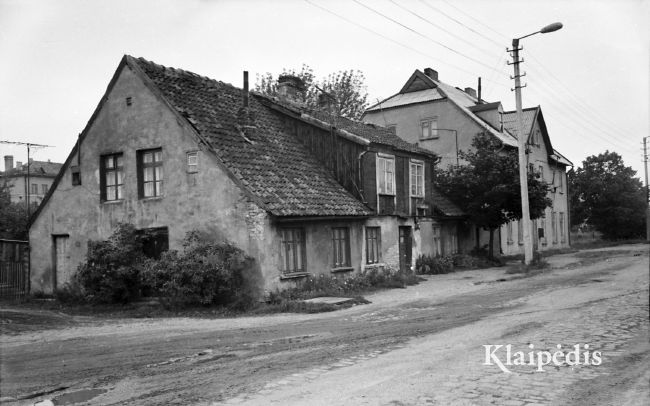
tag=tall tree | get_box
[569,151,646,239]
[435,133,552,258]
[255,64,368,120]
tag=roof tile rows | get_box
[130,56,374,217]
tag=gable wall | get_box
[364,100,485,170]
[29,65,267,293]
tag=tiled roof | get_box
[2,160,63,177]
[365,88,444,111]
[306,110,436,157]
[501,108,538,139]
[129,56,372,217]
[432,188,465,217]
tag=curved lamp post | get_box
[511,22,563,265]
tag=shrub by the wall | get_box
[415,254,454,275]
[141,231,256,308]
[74,223,147,304]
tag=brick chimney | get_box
[277,74,306,103]
[465,87,477,98]
[423,68,438,81]
[4,155,13,172]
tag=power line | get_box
[303,0,507,85]
[351,0,508,77]
[388,0,500,59]
[438,0,510,42]
[420,0,505,47]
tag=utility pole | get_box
[643,137,650,241]
[508,22,562,265]
[509,39,534,264]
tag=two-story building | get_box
[363,68,572,256]
[1,156,62,205]
[28,56,465,295]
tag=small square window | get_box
[71,166,81,186]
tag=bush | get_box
[268,266,420,303]
[141,231,257,308]
[415,255,454,275]
[75,223,147,304]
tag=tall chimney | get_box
[423,67,438,81]
[243,71,249,108]
[4,155,13,172]
[277,74,305,103]
[478,77,482,103]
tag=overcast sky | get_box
[1,0,648,178]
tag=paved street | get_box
[1,244,648,405]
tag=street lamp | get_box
[510,22,563,265]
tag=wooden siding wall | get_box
[282,117,367,202]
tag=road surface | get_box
[1,244,648,405]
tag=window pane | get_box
[156,181,163,196]
[116,169,123,185]
[144,182,154,197]
[154,151,162,162]
[144,167,154,182]
[105,156,114,169]
[106,186,116,201]
[143,152,153,164]
[188,152,198,166]
[117,185,123,200]
[106,171,115,186]
[421,121,429,138]
[155,166,163,181]
[378,159,386,193]
[116,155,123,167]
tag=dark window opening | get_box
[126,97,133,106]
[71,166,81,186]
[137,227,169,259]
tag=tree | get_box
[435,133,552,258]
[569,151,646,239]
[255,64,369,120]
[0,183,34,240]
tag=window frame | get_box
[280,228,306,275]
[332,227,351,268]
[100,153,124,202]
[376,154,396,196]
[409,159,425,198]
[420,118,438,140]
[187,151,198,173]
[365,227,382,265]
[137,148,163,198]
[30,183,38,195]
[552,211,558,244]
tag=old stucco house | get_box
[363,68,572,256]
[29,56,464,294]
[1,156,63,205]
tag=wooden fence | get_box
[0,239,29,300]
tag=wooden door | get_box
[398,226,412,271]
[54,236,70,289]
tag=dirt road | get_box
[1,245,648,405]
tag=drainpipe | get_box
[357,149,369,204]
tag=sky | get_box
[1,0,648,179]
